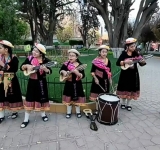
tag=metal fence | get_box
[17,71,120,103]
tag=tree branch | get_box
[56,0,75,8]
[133,0,158,38]
[133,0,146,31]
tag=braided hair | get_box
[0,44,13,60]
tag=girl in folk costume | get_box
[116,38,146,111]
[0,40,23,123]
[90,45,112,101]
[20,43,52,128]
[60,49,86,119]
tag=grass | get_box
[15,50,120,103]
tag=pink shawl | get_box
[92,58,112,79]
[64,61,81,81]
[28,56,43,79]
[64,61,76,71]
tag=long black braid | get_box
[75,54,82,64]
[1,44,13,60]
[124,43,139,57]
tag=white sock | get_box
[96,102,98,110]
[20,111,30,128]
[41,111,48,121]
[67,105,72,114]
[41,111,46,117]
[121,98,126,105]
[127,99,132,106]
[0,111,5,118]
[75,106,80,114]
[24,111,30,122]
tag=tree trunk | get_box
[78,27,87,47]
[29,19,37,43]
[44,33,54,45]
[133,0,158,39]
[90,0,158,48]
[90,0,133,48]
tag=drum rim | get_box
[98,93,119,98]
[97,93,120,103]
[97,117,118,125]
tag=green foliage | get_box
[24,40,34,45]
[56,24,74,43]
[69,40,83,46]
[45,49,68,68]
[87,29,100,46]
[0,0,29,44]
[139,24,157,43]
[80,48,88,51]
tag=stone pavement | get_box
[1,57,160,150]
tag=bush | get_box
[79,48,88,51]
[108,51,113,55]
[69,40,83,45]
[24,40,34,46]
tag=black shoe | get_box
[76,113,82,118]
[121,104,126,109]
[66,114,72,119]
[42,115,48,122]
[126,106,132,111]
[0,117,5,124]
[11,112,18,119]
[21,120,29,128]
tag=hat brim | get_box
[97,46,110,50]
[34,44,46,54]
[126,39,137,44]
[0,41,14,48]
[68,49,80,56]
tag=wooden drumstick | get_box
[98,84,106,92]
[98,82,116,94]
[111,84,115,93]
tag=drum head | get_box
[98,93,120,103]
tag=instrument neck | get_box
[32,61,56,70]
[132,59,141,64]
[33,65,43,70]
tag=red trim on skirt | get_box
[116,90,140,100]
[0,102,23,111]
[62,95,86,106]
[89,93,99,101]
[24,101,50,111]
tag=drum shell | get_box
[97,93,120,125]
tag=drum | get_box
[97,93,120,125]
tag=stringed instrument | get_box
[4,72,14,97]
[121,54,153,70]
[23,61,57,76]
[0,63,10,83]
[59,64,87,82]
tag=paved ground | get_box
[0,57,160,150]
